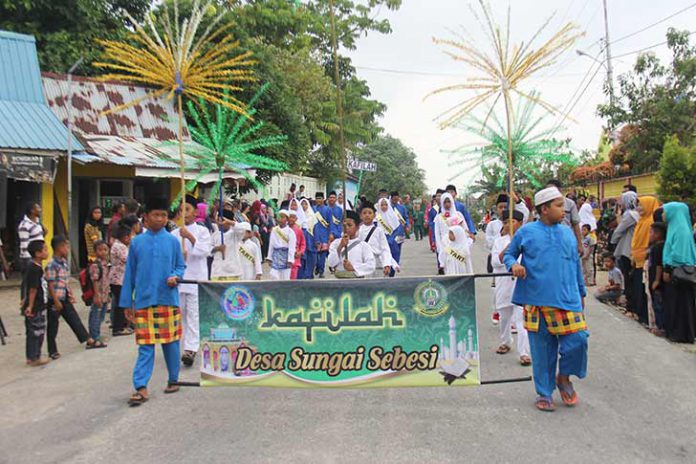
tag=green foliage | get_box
[0,0,150,73]
[598,29,696,174]
[356,135,427,201]
[657,135,696,206]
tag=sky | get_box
[347,0,696,192]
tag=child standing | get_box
[647,222,666,334]
[288,210,306,280]
[88,240,111,347]
[581,224,597,286]
[238,222,263,280]
[210,210,246,282]
[491,210,530,366]
[594,255,624,304]
[110,225,132,336]
[437,225,474,275]
[120,198,186,405]
[504,187,588,412]
[22,240,49,366]
[45,235,93,357]
[266,210,297,281]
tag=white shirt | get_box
[359,223,397,270]
[239,239,263,280]
[434,212,468,253]
[491,234,520,310]
[172,222,212,294]
[484,202,530,252]
[210,224,246,279]
[327,237,376,278]
[267,225,297,269]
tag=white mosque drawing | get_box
[439,315,479,364]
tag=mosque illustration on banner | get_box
[201,323,257,377]
[438,315,478,373]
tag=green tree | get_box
[657,135,696,206]
[0,0,150,73]
[598,29,696,174]
[356,135,426,201]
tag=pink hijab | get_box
[196,203,208,222]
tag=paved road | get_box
[1,237,695,463]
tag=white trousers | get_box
[498,305,529,357]
[270,268,291,281]
[180,292,199,353]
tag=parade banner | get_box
[198,276,479,388]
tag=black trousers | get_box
[618,256,633,308]
[25,312,45,360]
[47,299,89,355]
[110,284,126,333]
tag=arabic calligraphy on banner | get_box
[198,276,479,388]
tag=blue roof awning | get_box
[0,30,82,152]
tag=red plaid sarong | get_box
[134,306,182,345]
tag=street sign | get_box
[348,158,376,172]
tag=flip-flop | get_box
[496,344,511,354]
[164,384,180,394]
[535,396,555,412]
[128,391,149,406]
[50,353,61,360]
[556,378,578,407]
[519,355,532,366]
[86,340,108,349]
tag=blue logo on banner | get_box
[221,286,255,321]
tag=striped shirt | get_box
[18,215,44,259]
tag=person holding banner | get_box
[287,209,306,280]
[172,195,213,367]
[120,198,186,406]
[438,225,474,275]
[299,198,318,280]
[359,201,397,278]
[327,210,375,279]
[267,210,297,281]
[491,210,531,366]
[504,187,588,413]
[237,222,263,281]
[313,192,331,279]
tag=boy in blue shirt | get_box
[121,198,186,406]
[504,187,588,412]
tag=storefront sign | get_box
[198,276,480,388]
[348,158,377,172]
[0,152,57,183]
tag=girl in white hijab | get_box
[376,198,401,238]
[289,198,308,229]
[578,198,597,231]
[438,225,474,275]
[299,198,316,232]
[434,193,468,255]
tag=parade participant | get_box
[327,191,343,243]
[359,201,396,277]
[376,198,403,277]
[22,240,49,366]
[485,194,510,256]
[299,198,318,279]
[210,210,247,282]
[378,189,389,200]
[389,192,409,269]
[288,210,306,280]
[546,179,583,254]
[266,210,297,281]
[45,235,93,358]
[88,240,111,346]
[434,193,468,261]
[120,198,186,405]
[314,192,331,278]
[445,184,476,238]
[438,225,474,275]
[504,187,587,412]
[237,222,263,280]
[328,210,375,278]
[413,203,425,241]
[171,195,213,367]
[428,190,444,271]
[491,210,530,366]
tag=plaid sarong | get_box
[134,306,182,345]
[523,305,587,335]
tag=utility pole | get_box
[602,0,615,109]
[66,56,84,273]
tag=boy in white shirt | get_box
[210,210,246,282]
[238,222,263,280]
[358,202,397,278]
[266,210,296,281]
[327,210,375,278]
[491,209,530,366]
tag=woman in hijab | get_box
[630,196,660,324]
[578,197,597,232]
[438,225,473,275]
[662,202,696,343]
[434,193,467,259]
[376,198,402,277]
[299,198,318,279]
[84,206,104,262]
[610,191,640,310]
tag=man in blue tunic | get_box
[327,191,343,242]
[388,191,409,277]
[313,192,331,278]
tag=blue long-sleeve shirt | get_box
[503,221,586,312]
[455,201,477,235]
[328,204,343,238]
[314,205,330,244]
[119,228,186,310]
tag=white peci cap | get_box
[238,222,252,232]
[534,187,563,206]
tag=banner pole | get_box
[169,378,531,388]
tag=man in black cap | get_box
[327,209,375,278]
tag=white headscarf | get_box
[579,202,597,231]
[376,198,401,232]
[448,225,469,249]
[439,193,465,229]
[299,198,316,231]
[289,198,308,229]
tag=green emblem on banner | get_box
[413,280,449,317]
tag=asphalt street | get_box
[1,235,695,464]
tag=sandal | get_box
[86,340,108,349]
[556,376,578,407]
[50,353,61,360]
[113,329,134,337]
[164,384,180,394]
[496,344,511,355]
[519,355,532,366]
[535,396,555,412]
[128,389,149,406]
